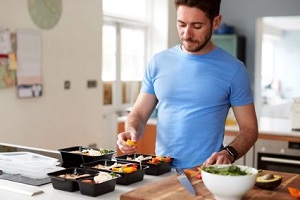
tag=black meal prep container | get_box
[81,159,148,185]
[115,154,174,175]
[47,167,99,192]
[78,172,120,197]
[58,146,115,167]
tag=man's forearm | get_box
[229,127,258,160]
[125,112,147,139]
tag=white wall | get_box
[0,0,178,151]
[0,0,108,150]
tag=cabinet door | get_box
[212,34,245,63]
[117,122,156,156]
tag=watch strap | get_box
[223,146,238,162]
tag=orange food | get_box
[148,156,171,165]
[112,164,138,174]
[183,166,202,179]
[82,179,93,183]
[126,139,137,147]
[288,187,300,198]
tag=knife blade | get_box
[176,168,197,196]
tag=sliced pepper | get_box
[288,187,300,198]
[122,166,138,173]
[125,139,137,147]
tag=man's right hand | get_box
[116,130,138,155]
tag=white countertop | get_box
[0,167,175,200]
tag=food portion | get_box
[202,165,251,176]
[126,155,171,165]
[255,173,282,190]
[147,155,171,165]
[126,139,137,147]
[90,161,139,174]
[111,163,138,174]
[70,149,115,156]
[58,173,91,179]
[81,172,117,184]
[288,187,300,198]
[184,165,202,179]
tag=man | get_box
[117,0,258,169]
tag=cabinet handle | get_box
[261,156,300,165]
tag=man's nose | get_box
[182,26,193,39]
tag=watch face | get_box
[28,0,62,30]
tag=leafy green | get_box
[203,165,249,176]
[99,149,115,154]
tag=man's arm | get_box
[116,93,157,154]
[226,103,258,160]
[203,103,258,165]
[126,93,158,139]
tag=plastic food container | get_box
[47,167,99,192]
[81,159,148,185]
[115,154,174,176]
[78,173,120,197]
[58,146,116,167]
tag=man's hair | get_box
[174,0,221,21]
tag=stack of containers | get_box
[0,152,63,179]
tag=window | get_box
[102,0,149,106]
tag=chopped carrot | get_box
[288,187,300,198]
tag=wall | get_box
[219,0,300,89]
[0,0,106,150]
[275,31,300,99]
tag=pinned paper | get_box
[0,29,12,54]
[16,29,43,98]
[8,52,17,70]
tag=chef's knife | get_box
[176,168,197,196]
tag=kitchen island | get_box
[0,142,174,200]
[0,172,174,200]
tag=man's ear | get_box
[213,15,222,31]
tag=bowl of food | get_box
[115,154,174,175]
[47,167,99,192]
[201,164,258,200]
[58,146,115,167]
[81,159,148,185]
[78,172,120,197]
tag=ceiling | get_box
[263,16,300,31]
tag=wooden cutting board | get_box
[120,170,300,200]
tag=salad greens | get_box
[203,165,250,176]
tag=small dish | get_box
[58,146,115,167]
[115,154,174,175]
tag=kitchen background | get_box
[0,0,300,152]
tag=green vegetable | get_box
[203,165,250,176]
[99,149,115,154]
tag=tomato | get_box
[288,187,300,198]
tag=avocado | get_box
[255,173,282,190]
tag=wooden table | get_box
[120,170,300,200]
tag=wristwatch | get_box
[223,146,238,162]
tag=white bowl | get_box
[201,164,258,200]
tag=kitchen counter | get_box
[0,172,174,200]
[0,143,174,200]
[121,170,300,200]
[118,116,300,142]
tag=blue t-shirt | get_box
[141,45,253,169]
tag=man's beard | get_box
[181,28,213,53]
